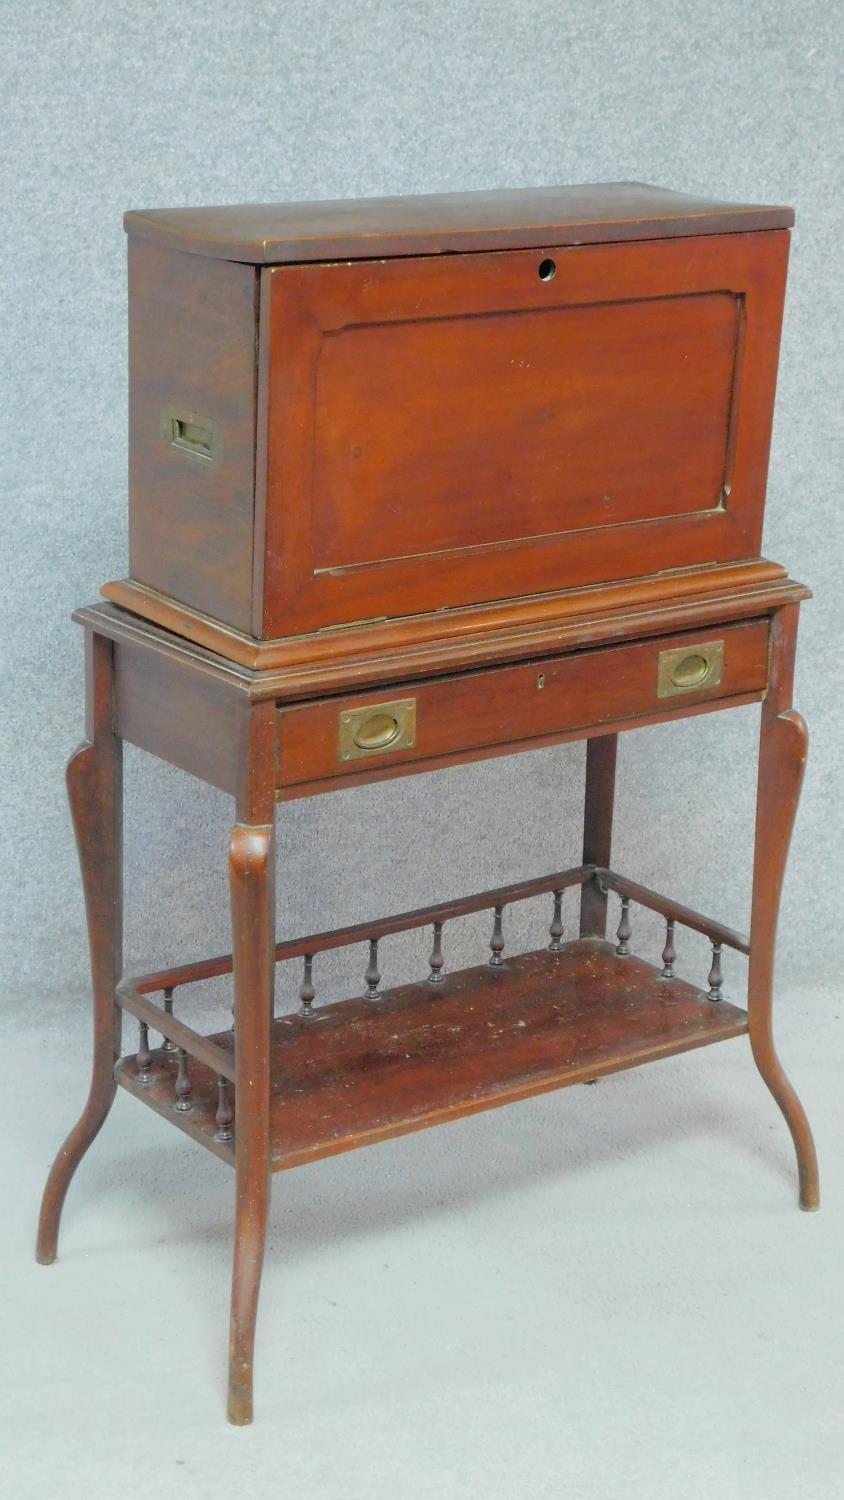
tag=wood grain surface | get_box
[123,180,793,263]
[115,939,749,1172]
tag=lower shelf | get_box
[116,938,748,1169]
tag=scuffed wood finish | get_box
[281,699,769,804]
[275,619,771,791]
[227,701,277,1426]
[113,632,250,795]
[38,180,816,1426]
[39,584,817,1422]
[100,562,808,689]
[748,605,819,1210]
[261,231,789,636]
[117,184,794,651]
[36,631,123,1263]
[106,942,748,1173]
[299,276,738,558]
[268,941,747,1165]
[123,181,794,263]
[127,241,259,632]
[74,604,775,796]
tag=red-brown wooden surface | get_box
[123,181,793,263]
[127,241,259,632]
[261,231,789,635]
[276,618,770,789]
[115,940,748,1172]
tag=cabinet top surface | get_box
[124,180,794,264]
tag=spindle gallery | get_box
[36,183,818,1425]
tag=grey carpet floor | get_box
[4,978,841,1499]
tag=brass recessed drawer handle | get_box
[656,640,724,698]
[338,698,417,762]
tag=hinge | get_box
[317,616,388,633]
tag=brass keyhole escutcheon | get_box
[671,653,710,689]
[338,698,417,762]
[354,711,400,751]
[656,640,724,699]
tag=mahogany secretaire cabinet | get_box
[38,182,818,1425]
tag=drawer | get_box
[276,619,770,792]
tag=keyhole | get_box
[538,258,556,282]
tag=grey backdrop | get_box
[2,0,842,1018]
[3,6,844,1496]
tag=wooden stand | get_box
[37,584,818,1425]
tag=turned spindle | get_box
[136,1020,153,1086]
[428,921,445,983]
[616,896,632,956]
[489,904,505,966]
[215,1077,234,1142]
[174,1048,193,1111]
[364,938,381,1000]
[298,953,316,1018]
[707,941,724,1002]
[660,919,676,979]
[548,890,565,953]
[160,986,177,1052]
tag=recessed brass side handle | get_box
[338,698,416,762]
[657,640,724,698]
[161,405,222,464]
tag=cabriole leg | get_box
[36,630,123,1264]
[227,703,277,1425]
[748,606,819,1211]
